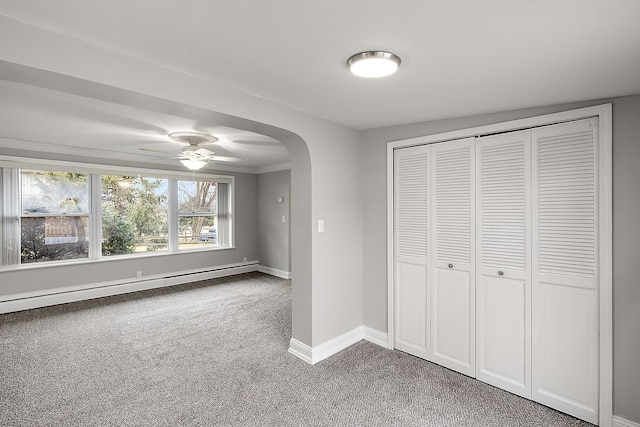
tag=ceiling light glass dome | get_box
[348,51,401,78]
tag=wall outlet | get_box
[136,271,142,278]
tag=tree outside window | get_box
[20,170,90,263]
[2,167,231,267]
[101,175,168,255]
[178,180,217,248]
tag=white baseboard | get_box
[614,416,640,427]
[164,262,259,286]
[0,261,259,314]
[363,326,389,348]
[312,327,364,364]
[288,338,314,364]
[289,326,388,365]
[258,265,291,279]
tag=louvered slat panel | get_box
[434,145,471,263]
[396,150,428,258]
[430,138,475,377]
[479,141,527,270]
[537,129,595,278]
[475,130,531,399]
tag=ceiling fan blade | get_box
[147,155,183,161]
[206,155,243,162]
[140,144,241,164]
[141,148,194,160]
[139,147,172,154]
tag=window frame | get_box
[0,156,235,270]
[100,173,170,257]
[19,169,92,264]
[176,179,221,250]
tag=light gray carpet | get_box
[0,272,593,426]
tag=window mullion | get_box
[217,182,229,247]
[1,169,21,266]
[90,174,102,260]
[168,179,178,252]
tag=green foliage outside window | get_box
[12,169,226,264]
[101,175,168,253]
[20,171,90,263]
[101,206,136,255]
[21,216,90,263]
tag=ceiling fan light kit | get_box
[167,131,219,170]
[180,158,207,170]
[347,51,401,78]
[139,131,243,170]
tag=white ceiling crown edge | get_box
[0,136,272,175]
[258,162,291,174]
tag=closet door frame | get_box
[387,104,612,426]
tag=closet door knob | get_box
[448,263,454,269]
[498,270,504,276]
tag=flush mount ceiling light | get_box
[347,51,401,78]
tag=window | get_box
[178,180,218,249]
[20,170,90,263]
[0,162,233,268]
[101,175,168,255]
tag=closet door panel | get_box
[393,145,430,359]
[476,131,531,398]
[430,138,475,376]
[532,118,599,424]
[534,281,598,416]
[432,266,472,366]
[395,262,428,357]
[478,275,527,389]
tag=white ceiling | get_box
[0,78,290,173]
[0,0,639,170]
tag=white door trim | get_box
[386,104,612,426]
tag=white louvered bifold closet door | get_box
[476,130,532,398]
[531,118,599,424]
[393,144,430,359]
[430,138,476,376]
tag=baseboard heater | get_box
[0,260,260,314]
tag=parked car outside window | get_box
[199,228,217,242]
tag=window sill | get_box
[0,245,236,273]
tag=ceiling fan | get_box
[140,131,242,170]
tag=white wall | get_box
[257,169,291,274]
[0,16,363,349]
[362,95,640,424]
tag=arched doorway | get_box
[0,60,313,348]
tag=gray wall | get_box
[257,169,291,273]
[0,167,258,297]
[0,17,363,351]
[361,94,640,423]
